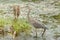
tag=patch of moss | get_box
[12,19,32,34]
[0,18,6,27]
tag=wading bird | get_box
[27,6,48,37]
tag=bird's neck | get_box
[27,6,36,23]
[27,12,36,24]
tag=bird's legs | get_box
[36,28,37,38]
[34,28,38,38]
[42,29,46,37]
[34,28,46,38]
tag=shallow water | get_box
[0,0,60,40]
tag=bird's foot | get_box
[33,36,37,38]
[33,36,40,38]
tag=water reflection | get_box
[0,31,47,40]
[0,33,58,40]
